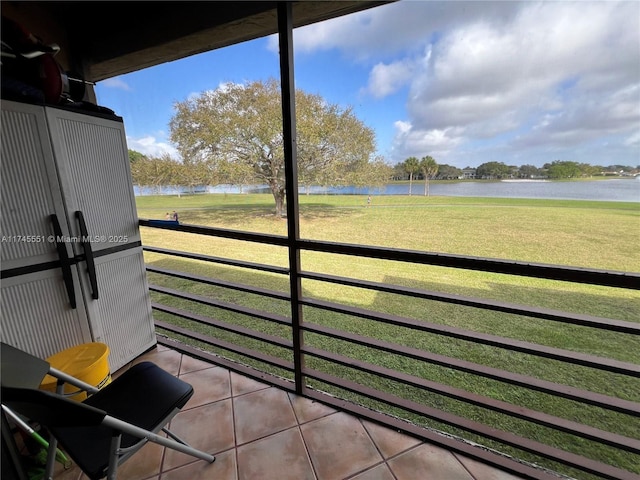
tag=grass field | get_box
[137,193,640,478]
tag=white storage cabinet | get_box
[1,100,156,371]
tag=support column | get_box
[278,1,304,394]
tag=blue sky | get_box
[95,1,639,169]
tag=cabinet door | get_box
[44,106,156,369]
[1,101,91,358]
[0,269,92,359]
[1,101,74,271]
[80,247,156,371]
[44,107,141,256]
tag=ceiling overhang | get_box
[2,1,389,82]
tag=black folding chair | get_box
[1,342,215,480]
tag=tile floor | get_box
[50,345,524,480]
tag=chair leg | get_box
[103,415,215,463]
[106,433,121,480]
[162,427,188,445]
[44,433,58,480]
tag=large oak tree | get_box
[169,79,379,216]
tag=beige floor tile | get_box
[233,387,298,444]
[162,449,236,480]
[230,371,270,397]
[180,354,217,375]
[163,399,235,470]
[388,443,475,480]
[301,412,383,480]
[52,462,83,480]
[116,442,163,480]
[349,463,396,480]
[131,347,182,376]
[288,392,337,424]
[237,427,315,480]
[454,454,525,480]
[181,366,231,408]
[361,419,422,459]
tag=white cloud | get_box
[625,130,640,148]
[99,77,132,91]
[364,54,422,99]
[390,120,463,160]
[126,135,179,159]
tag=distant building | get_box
[462,168,476,179]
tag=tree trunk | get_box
[271,186,286,217]
[409,173,413,196]
[424,178,429,196]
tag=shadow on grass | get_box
[143,202,363,226]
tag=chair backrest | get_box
[1,342,50,389]
[1,342,106,427]
[2,386,106,427]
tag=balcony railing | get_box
[139,219,639,480]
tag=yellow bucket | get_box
[40,342,112,401]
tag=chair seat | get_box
[84,361,194,429]
[51,362,194,479]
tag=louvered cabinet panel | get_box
[0,269,91,358]
[45,108,141,255]
[0,102,72,270]
[82,247,155,371]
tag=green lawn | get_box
[137,193,640,478]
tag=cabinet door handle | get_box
[50,214,76,309]
[75,211,99,300]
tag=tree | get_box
[349,156,393,189]
[578,163,599,177]
[547,161,581,179]
[169,79,377,216]
[392,162,408,180]
[436,164,462,179]
[476,161,510,179]
[403,157,420,196]
[130,154,176,193]
[519,164,540,179]
[128,149,147,164]
[419,155,438,196]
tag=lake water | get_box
[135,178,640,202]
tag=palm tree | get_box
[419,156,438,196]
[403,157,420,196]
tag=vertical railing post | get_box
[278,1,304,394]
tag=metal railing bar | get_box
[303,298,640,377]
[304,322,640,416]
[157,336,295,392]
[152,303,292,350]
[303,368,636,480]
[147,266,291,301]
[142,245,289,275]
[303,345,640,454]
[138,221,640,290]
[297,239,640,290]
[154,319,293,372]
[300,271,640,334]
[150,285,291,326]
[139,219,289,246]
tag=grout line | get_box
[452,451,481,480]
[230,382,240,480]
[287,392,319,480]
